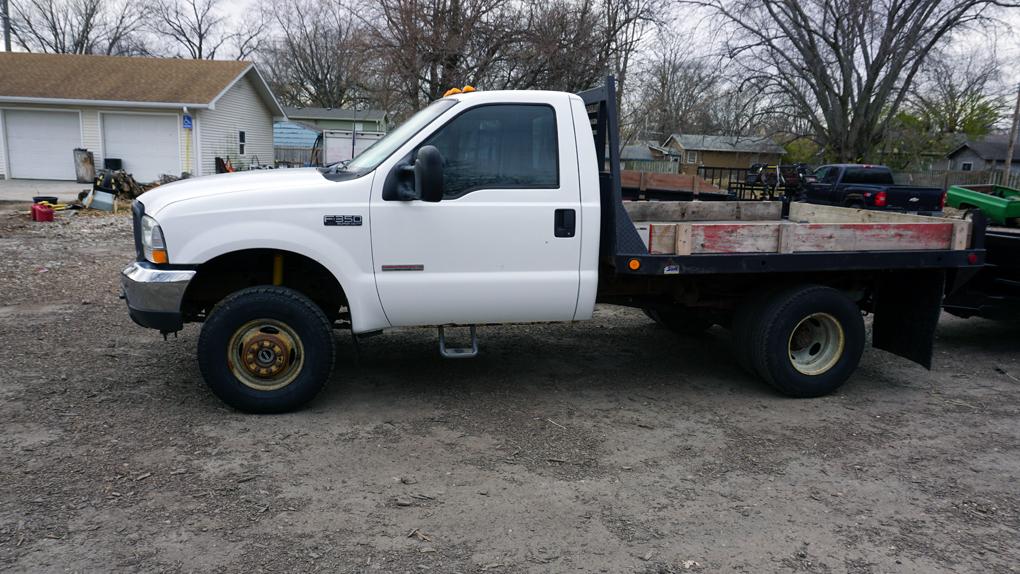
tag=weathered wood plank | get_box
[788,223,956,252]
[634,222,679,254]
[621,171,722,193]
[950,220,971,250]
[624,200,782,222]
[788,202,939,224]
[777,221,796,254]
[675,223,693,255]
[692,222,782,254]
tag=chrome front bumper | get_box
[121,261,196,332]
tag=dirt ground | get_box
[1,205,1018,574]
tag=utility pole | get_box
[1006,83,1020,181]
[2,0,11,52]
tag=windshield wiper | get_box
[322,159,353,174]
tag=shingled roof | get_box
[284,107,387,122]
[665,133,785,155]
[0,52,284,115]
[946,135,1020,162]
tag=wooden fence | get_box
[275,146,314,167]
[622,159,681,174]
[893,169,1020,190]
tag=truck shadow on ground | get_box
[314,317,776,411]
[934,315,1020,355]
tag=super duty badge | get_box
[324,215,363,226]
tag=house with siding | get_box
[0,52,284,182]
[946,136,1020,173]
[662,134,785,175]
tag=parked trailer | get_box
[946,184,1020,227]
[943,224,1020,320]
[121,78,984,413]
[311,130,385,166]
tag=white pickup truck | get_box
[122,79,985,413]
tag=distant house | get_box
[620,140,671,162]
[282,107,387,132]
[662,134,785,174]
[946,136,1020,173]
[0,52,284,182]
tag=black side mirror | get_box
[414,145,444,203]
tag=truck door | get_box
[808,166,837,204]
[369,99,583,326]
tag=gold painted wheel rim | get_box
[788,312,844,376]
[227,319,305,391]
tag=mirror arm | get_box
[396,164,418,200]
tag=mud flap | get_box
[872,270,945,369]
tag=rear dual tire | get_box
[733,285,864,397]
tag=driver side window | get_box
[816,167,837,184]
[422,104,559,199]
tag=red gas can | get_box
[31,203,54,222]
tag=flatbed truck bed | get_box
[580,79,985,375]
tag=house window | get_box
[238,130,246,155]
[685,150,697,164]
[961,162,972,172]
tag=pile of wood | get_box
[95,170,147,199]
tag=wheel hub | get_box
[788,312,845,376]
[228,320,305,391]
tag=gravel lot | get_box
[1,205,1018,574]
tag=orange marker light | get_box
[462,85,476,93]
[628,258,641,270]
[443,87,463,97]
[151,249,169,264]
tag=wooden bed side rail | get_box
[635,220,970,255]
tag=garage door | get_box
[102,114,180,183]
[3,110,81,180]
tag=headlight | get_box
[140,215,169,264]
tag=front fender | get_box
[160,211,388,333]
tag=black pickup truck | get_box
[803,164,945,214]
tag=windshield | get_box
[342,99,458,173]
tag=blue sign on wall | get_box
[182,114,193,129]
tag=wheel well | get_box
[182,249,347,322]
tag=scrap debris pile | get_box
[28,170,187,222]
[80,170,185,202]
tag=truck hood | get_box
[139,168,333,215]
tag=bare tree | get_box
[632,35,721,140]
[490,0,611,93]
[601,0,664,111]
[11,0,148,54]
[690,0,1020,162]
[150,0,264,59]
[358,0,518,116]
[261,0,365,108]
[908,48,1006,136]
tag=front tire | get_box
[197,286,335,413]
[741,285,865,397]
